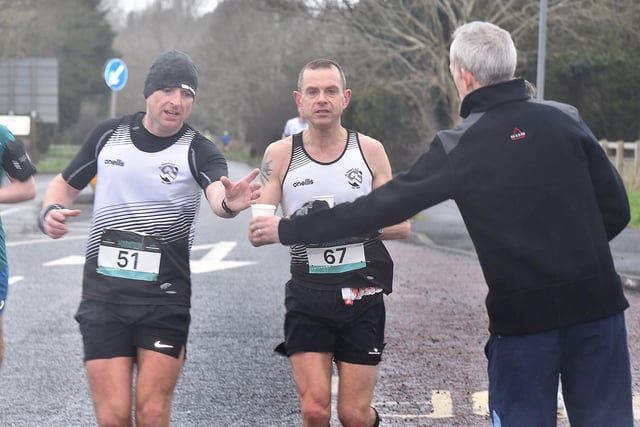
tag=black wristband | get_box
[38,203,65,233]
[221,198,237,216]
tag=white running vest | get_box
[281,130,373,216]
[82,121,202,305]
[281,130,373,269]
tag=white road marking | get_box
[41,241,256,274]
[8,276,23,285]
[190,242,255,273]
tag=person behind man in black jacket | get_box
[249,21,633,426]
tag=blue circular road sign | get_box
[104,58,128,91]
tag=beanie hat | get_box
[143,50,198,98]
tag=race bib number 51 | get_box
[97,228,162,281]
[306,242,366,274]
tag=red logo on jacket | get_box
[510,128,526,141]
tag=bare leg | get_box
[85,357,135,427]
[336,361,379,427]
[134,347,185,427]
[290,352,334,427]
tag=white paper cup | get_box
[312,195,334,208]
[251,203,277,218]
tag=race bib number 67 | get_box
[306,242,366,274]
[97,228,162,281]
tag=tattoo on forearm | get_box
[260,158,273,184]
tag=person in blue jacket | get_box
[250,21,633,427]
[0,124,37,369]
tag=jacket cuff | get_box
[278,218,295,245]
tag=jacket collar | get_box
[460,79,529,118]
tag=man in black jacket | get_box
[250,21,633,426]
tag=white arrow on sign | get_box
[43,241,255,274]
[107,63,126,86]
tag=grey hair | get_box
[450,21,517,86]
[297,59,347,90]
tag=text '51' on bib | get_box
[97,228,162,281]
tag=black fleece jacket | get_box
[279,79,630,335]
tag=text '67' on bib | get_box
[306,242,366,274]
[97,228,162,281]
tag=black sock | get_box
[372,407,380,427]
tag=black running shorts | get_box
[279,280,385,365]
[75,299,190,361]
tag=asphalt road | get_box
[411,199,640,287]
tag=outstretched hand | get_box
[248,215,282,246]
[44,208,82,239]
[221,168,261,212]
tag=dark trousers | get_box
[486,312,633,427]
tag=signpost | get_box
[103,58,128,117]
[536,0,548,100]
[0,58,59,156]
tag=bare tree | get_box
[191,0,333,150]
[0,0,39,57]
[107,0,640,165]
[328,0,553,132]
[288,0,640,140]
[111,0,206,117]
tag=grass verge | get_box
[628,190,640,228]
[36,144,81,174]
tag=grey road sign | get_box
[0,58,58,124]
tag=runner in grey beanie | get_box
[143,50,198,98]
